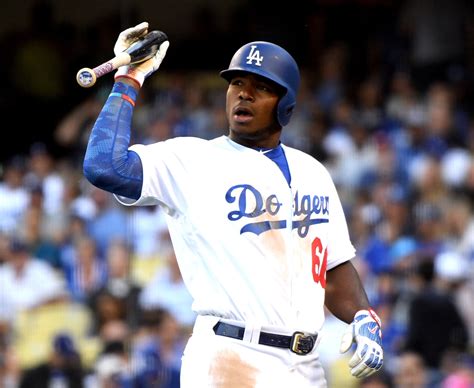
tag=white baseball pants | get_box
[180,315,327,388]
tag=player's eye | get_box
[257,82,277,94]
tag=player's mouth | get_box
[233,106,254,123]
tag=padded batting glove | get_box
[114,22,170,88]
[113,21,150,56]
[339,308,383,378]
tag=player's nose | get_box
[238,85,255,101]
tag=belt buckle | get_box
[290,331,314,355]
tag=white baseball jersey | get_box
[117,135,355,334]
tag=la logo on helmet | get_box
[246,45,263,66]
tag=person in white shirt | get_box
[0,237,67,324]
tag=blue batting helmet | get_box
[220,41,300,127]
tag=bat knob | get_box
[76,68,97,88]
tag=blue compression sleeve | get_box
[83,82,143,200]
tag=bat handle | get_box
[76,67,97,88]
[76,52,131,88]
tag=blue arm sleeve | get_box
[83,82,143,200]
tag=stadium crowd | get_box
[1,0,473,387]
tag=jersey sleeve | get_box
[114,137,204,216]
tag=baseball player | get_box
[83,22,383,387]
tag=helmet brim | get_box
[220,68,287,95]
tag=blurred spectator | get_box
[99,319,130,347]
[362,183,415,275]
[16,184,63,268]
[23,142,65,216]
[62,235,107,303]
[84,319,132,386]
[86,187,130,258]
[62,175,97,223]
[59,213,90,271]
[129,205,169,260]
[313,43,347,115]
[358,369,394,388]
[371,133,410,188]
[355,76,385,132]
[434,251,474,351]
[88,340,131,388]
[434,251,471,289]
[410,201,447,262]
[19,333,84,388]
[441,353,474,388]
[385,70,423,128]
[424,83,466,151]
[139,243,196,329]
[181,80,216,140]
[88,240,142,334]
[410,155,449,205]
[0,237,67,325]
[440,148,472,190]
[0,156,29,233]
[403,259,468,385]
[131,308,183,388]
[54,93,104,167]
[90,293,128,342]
[442,195,474,261]
[306,111,330,163]
[393,351,429,388]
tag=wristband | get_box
[109,81,138,107]
[109,92,135,107]
[114,64,145,88]
[114,74,142,89]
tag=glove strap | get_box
[355,308,382,328]
[368,308,382,328]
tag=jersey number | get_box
[311,237,327,288]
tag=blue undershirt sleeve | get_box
[83,82,143,200]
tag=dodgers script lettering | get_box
[226,184,329,237]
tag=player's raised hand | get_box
[113,22,149,56]
[339,309,383,378]
[114,22,170,88]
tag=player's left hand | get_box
[339,308,383,378]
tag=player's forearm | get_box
[83,81,143,200]
[324,261,371,324]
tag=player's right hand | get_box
[339,308,383,378]
[114,22,170,88]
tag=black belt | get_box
[212,321,317,355]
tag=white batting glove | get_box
[113,22,170,87]
[113,21,149,56]
[339,309,383,378]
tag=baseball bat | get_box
[76,30,168,88]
